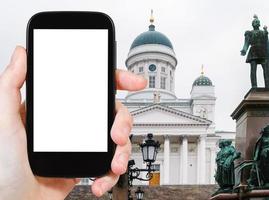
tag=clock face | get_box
[149,64,156,72]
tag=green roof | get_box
[130,25,173,50]
[193,75,213,86]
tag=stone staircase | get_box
[66,185,217,200]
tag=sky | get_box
[0,0,269,131]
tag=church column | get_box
[163,135,170,184]
[182,136,188,184]
[210,147,217,184]
[199,135,206,184]
[179,138,183,184]
[196,137,201,184]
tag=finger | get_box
[91,171,119,197]
[0,46,26,91]
[111,139,131,175]
[116,69,147,91]
[0,46,26,130]
[0,46,26,116]
[36,177,80,199]
[111,101,133,146]
[20,101,26,126]
[74,178,81,184]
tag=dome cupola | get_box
[190,66,216,122]
[130,24,173,50]
[130,10,173,50]
[193,66,213,86]
[193,76,213,86]
[125,10,177,102]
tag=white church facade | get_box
[117,16,235,186]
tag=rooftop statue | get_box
[241,15,269,88]
[248,124,269,188]
[213,140,241,196]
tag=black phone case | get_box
[26,11,116,177]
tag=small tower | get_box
[190,65,216,123]
[125,10,177,102]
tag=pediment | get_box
[131,104,211,125]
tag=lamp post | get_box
[140,133,160,164]
[128,133,160,187]
[135,187,144,200]
[108,190,113,200]
[128,189,133,200]
[113,133,160,200]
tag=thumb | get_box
[1,46,26,90]
[0,46,26,123]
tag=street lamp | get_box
[135,187,144,200]
[108,190,112,200]
[128,133,160,186]
[112,133,159,199]
[128,189,133,200]
[140,133,160,164]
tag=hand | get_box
[240,49,246,56]
[0,46,147,200]
[264,25,267,31]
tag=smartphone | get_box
[26,11,116,177]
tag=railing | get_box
[234,160,261,189]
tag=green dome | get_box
[130,25,173,50]
[193,75,213,86]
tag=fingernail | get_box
[97,187,103,197]
[74,178,81,184]
[138,75,146,82]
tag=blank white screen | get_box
[33,29,108,152]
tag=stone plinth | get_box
[66,185,216,200]
[210,193,238,200]
[210,190,269,200]
[231,88,269,166]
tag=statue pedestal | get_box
[210,189,269,200]
[231,88,269,183]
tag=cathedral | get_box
[117,14,235,185]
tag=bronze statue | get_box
[241,15,269,88]
[213,140,241,195]
[248,125,269,188]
